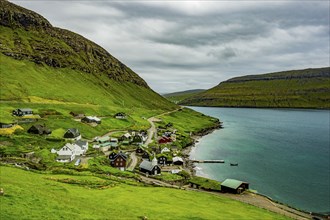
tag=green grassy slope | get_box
[0,0,147,87]
[180,67,330,109]
[0,0,177,125]
[163,89,205,103]
[0,166,289,220]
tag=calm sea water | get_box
[189,107,330,213]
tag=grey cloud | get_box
[10,0,330,93]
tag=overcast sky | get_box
[11,0,330,93]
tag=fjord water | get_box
[189,107,330,213]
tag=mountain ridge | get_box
[179,67,330,109]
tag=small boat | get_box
[230,163,238,166]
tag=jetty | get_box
[191,160,225,163]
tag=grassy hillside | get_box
[163,89,205,103]
[0,166,289,220]
[180,67,330,109]
[0,0,177,130]
[0,0,147,87]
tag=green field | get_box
[158,107,220,134]
[180,67,330,109]
[0,166,289,220]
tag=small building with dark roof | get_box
[81,116,101,124]
[139,157,161,175]
[157,154,172,166]
[12,108,33,117]
[109,151,128,171]
[28,124,51,135]
[69,112,85,118]
[0,122,14,128]
[114,112,126,119]
[64,128,81,140]
[173,156,184,166]
[221,179,249,194]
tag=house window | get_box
[116,163,118,166]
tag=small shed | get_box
[64,128,81,140]
[12,108,33,116]
[28,124,51,135]
[221,179,249,194]
[0,122,14,128]
[81,116,101,124]
[173,156,184,166]
[114,112,126,119]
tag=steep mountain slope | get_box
[163,89,205,103]
[0,0,176,114]
[180,67,330,109]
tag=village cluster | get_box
[6,108,186,177]
[1,108,250,194]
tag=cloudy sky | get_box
[11,0,330,93]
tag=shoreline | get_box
[181,123,328,220]
[182,122,221,177]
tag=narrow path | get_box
[127,151,137,171]
[139,175,180,188]
[101,129,127,138]
[145,107,183,146]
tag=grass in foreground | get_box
[0,166,290,220]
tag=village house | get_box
[74,140,89,155]
[221,179,249,194]
[0,122,14,128]
[27,124,51,135]
[109,151,128,171]
[173,156,184,166]
[158,136,172,144]
[157,155,172,166]
[121,133,132,145]
[132,134,144,145]
[63,128,81,140]
[12,108,33,117]
[69,112,85,119]
[56,143,76,162]
[161,147,171,154]
[139,157,161,175]
[81,116,101,124]
[55,140,88,163]
[114,112,127,119]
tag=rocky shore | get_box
[182,120,222,176]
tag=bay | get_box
[189,107,330,213]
